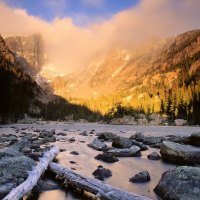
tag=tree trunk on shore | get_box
[49,162,152,200]
[3,146,60,200]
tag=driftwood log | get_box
[49,162,152,200]
[3,146,60,200]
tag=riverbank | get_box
[0,122,200,200]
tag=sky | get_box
[0,0,200,74]
[2,0,140,25]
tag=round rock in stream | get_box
[154,166,200,200]
[92,165,112,181]
[87,138,107,151]
[70,151,79,155]
[97,132,117,141]
[95,153,119,163]
[112,136,133,148]
[129,171,151,183]
[147,152,161,160]
[107,145,141,157]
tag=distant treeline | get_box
[33,97,102,122]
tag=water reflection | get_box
[37,189,94,200]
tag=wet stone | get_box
[92,165,112,181]
[70,151,79,155]
[95,153,119,163]
[147,152,161,160]
[129,171,151,183]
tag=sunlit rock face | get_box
[0,35,15,63]
[5,33,46,75]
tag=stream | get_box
[1,122,200,200]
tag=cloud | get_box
[82,0,104,8]
[0,0,200,74]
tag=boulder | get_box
[39,131,54,138]
[154,166,200,200]
[137,118,148,125]
[149,114,167,125]
[143,136,165,145]
[0,156,35,198]
[92,165,112,181]
[131,140,148,151]
[107,146,141,157]
[129,171,150,183]
[110,116,136,125]
[26,152,43,161]
[150,143,162,149]
[160,141,200,165]
[88,138,107,151]
[0,147,22,159]
[42,136,56,143]
[166,135,191,144]
[174,119,187,126]
[79,131,88,136]
[95,153,119,163]
[147,152,161,160]
[112,136,133,148]
[190,132,200,147]
[97,132,117,141]
[77,119,88,123]
[131,132,145,142]
[57,132,67,136]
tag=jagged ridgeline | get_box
[0,35,40,123]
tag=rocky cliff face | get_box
[0,34,41,123]
[5,33,46,76]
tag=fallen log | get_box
[49,162,152,200]
[3,146,60,200]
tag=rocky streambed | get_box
[0,122,200,200]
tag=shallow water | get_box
[1,122,200,200]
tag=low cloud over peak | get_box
[0,0,200,74]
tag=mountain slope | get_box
[0,34,41,123]
[46,29,200,123]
